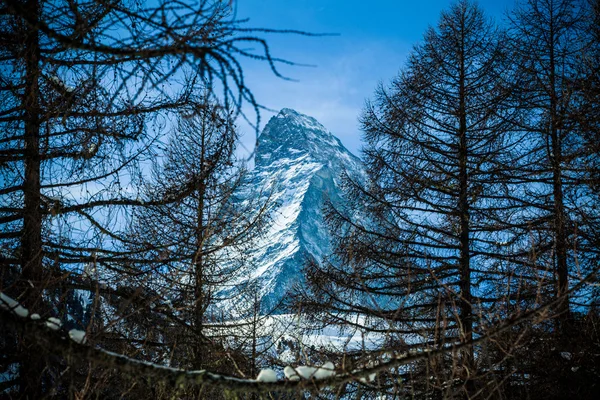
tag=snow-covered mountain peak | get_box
[231,109,365,311]
[256,109,348,168]
[274,108,329,132]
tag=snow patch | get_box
[46,317,62,331]
[0,292,18,310]
[69,329,87,344]
[0,292,28,317]
[256,368,277,382]
[284,366,300,381]
[314,361,336,379]
[283,362,336,381]
[49,75,75,93]
[13,305,28,318]
[222,108,365,308]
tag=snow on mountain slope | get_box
[237,108,365,311]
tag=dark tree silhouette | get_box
[123,97,272,373]
[508,0,600,327]
[298,1,531,396]
[0,0,302,396]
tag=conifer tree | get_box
[300,1,525,395]
[508,0,599,326]
[124,98,271,373]
[0,0,293,396]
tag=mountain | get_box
[236,108,365,311]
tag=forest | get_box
[1,0,599,399]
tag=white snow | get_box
[560,352,572,360]
[68,329,87,344]
[284,366,300,381]
[0,292,18,310]
[13,305,28,318]
[282,362,336,381]
[0,292,28,317]
[49,75,75,93]
[256,368,277,382]
[314,362,336,379]
[234,156,322,287]
[359,372,377,383]
[30,313,41,320]
[46,317,62,331]
[218,108,367,309]
[208,313,387,367]
[295,366,318,379]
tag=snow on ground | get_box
[208,313,391,364]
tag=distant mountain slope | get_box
[236,108,365,311]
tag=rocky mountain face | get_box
[238,108,364,311]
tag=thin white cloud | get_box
[237,38,410,159]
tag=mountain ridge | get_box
[236,108,365,311]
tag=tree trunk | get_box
[193,128,207,370]
[20,0,45,397]
[457,10,474,384]
[21,0,43,306]
[548,8,571,329]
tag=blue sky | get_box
[233,0,517,157]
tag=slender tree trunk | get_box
[20,0,44,397]
[249,290,259,400]
[21,0,43,304]
[194,200,205,369]
[193,128,207,370]
[548,10,571,329]
[458,103,473,350]
[457,12,474,384]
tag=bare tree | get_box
[121,97,272,376]
[507,0,600,329]
[297,1,533,397]
[0,0,305,396]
